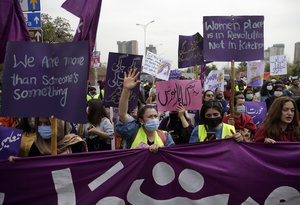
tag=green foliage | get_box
[205,64,217,75]
[41,13,73,43]
[237,61,247,72]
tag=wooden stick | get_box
[230,60,235,116]
[50,117,58,155]
[149,77,156,104]
[194,65,199,80]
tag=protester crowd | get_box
[2,71,300,159]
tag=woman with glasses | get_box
[116,69,174,152]
[194,90,215,125]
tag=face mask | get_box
[205,117,222,128]
[274,91,283,97]
[246,94,254,100]
[144,119,160,132]
[236,105,246,114]
[38,126,52,140]
[266,85,273,91]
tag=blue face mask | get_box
[144,119,160,132]
[38,126,52,140]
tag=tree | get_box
[41,13,73,43]
[237,61,247,72]
[205,64,217,76]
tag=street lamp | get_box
[136,20,155,56]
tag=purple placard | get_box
[156,80,202,111]
[178,32,205,68]
[168,70,182,80]
[1,140,300,204]
[0,126,22,159]
[1,41,89,123]
[203,16,264,61]
[225,101,267,126]
[104,52,143,110]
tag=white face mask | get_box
[266,85,273,91]
[274,91,283,97]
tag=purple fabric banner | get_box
[0,0,30,64]
[168,70,182,80]
[1,41,89,123]
[225,101,267,126]
[203,16,264,61]
[62,0,102,55]
[178,32,205,68]
[0,126,22,160]
[0,140,300,205]
[104,52,143,110]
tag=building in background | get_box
[264,44,285,62]
[146,44,157,54]
[294,42,300,64]
[117,40,138,55]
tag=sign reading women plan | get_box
[204,70,224,91]
[203,16,264,61]
[247,61,265,86]
[178,32,205,68]
[1,41,89,123]
[270,55,287,76]
[156,80,202,111]
[104,52,143,110]
[143,51,172,81]
[0,126,22,160]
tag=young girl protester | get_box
[190,100,243,143]
[254,96,300,143]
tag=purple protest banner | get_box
[168,69,182,80]
[0,126,22,160]
[156,80,202,111]
[1,41,89,123]
[62,0,102,56]
[178,32,205,68]
[225,101,267,127]
[1,140,300,204]
[104,52,143,110]
[203,16,264,61]
[0,0,30,64]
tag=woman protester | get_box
[254,96,300,143]
[28,117,87,156]
[190,100,243,143]
[116,69,174,152]
[84,99,114,151]
[158,103,193,144]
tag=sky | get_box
[42,0,300,68]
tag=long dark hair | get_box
[87,99,110,126]
[264,96,300,141]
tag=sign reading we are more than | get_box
[203,16,264,61]
[1,41,89,123]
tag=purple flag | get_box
[104,52,143,111]
[1,140,300,204]
[0,0,30,64]
[203,16,264,61]
[1,41,89,123]
[200,64,206,81]
[178,33,205,68]
[62,0,102,55]
[0,126,22,159]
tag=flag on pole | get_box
[62,0,102,55]
[0,0,30,64]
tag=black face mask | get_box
[205,117,222,128]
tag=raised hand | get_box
[123,68,140,90]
